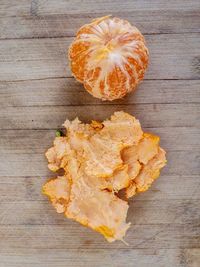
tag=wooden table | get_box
[0,1,200,266]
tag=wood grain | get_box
[0,249,199,267]
[0,104,199,129]
[0,0,200,266]
[0,224,199,250]
[2,248,199,267]
[1,0,200,17]
[0,34,200,81]
[1,10,200,39]
[1,79,200,106]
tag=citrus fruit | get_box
[69,15,149,100]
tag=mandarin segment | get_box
[43,112,166,242]
[68,16,149,100]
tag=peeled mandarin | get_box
[68,16,149,100]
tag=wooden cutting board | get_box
[0,1,200,266]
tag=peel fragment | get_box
[43,175,71,213]
[43,111,166,242]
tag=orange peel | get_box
[43,112,166,242]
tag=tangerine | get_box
[69,15,149,100]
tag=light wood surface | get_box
[0,1,199,266]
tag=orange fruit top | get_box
[69,15,149,101]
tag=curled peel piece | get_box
[101,111,143,146]
[133,148,167,193]
[43,175,71,213]
[43,111,166,242]
[124,136,167,198]
[66,172,130,242]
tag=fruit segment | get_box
[43,112,166,242]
